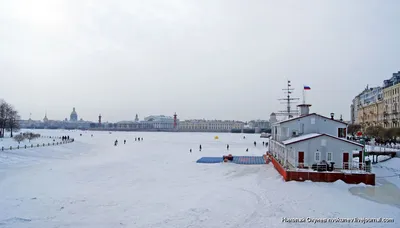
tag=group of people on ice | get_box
[114,137,144,146]
[189,140,268,153]
[61,136,70,141]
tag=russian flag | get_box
[304,85,311,90]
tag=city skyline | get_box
[24,107,271,123]
[1,0,399,122]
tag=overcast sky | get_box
[1,0,399,122]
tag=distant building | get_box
[383,81,400,128]
[359,86,382,106]
[43,113,48,122]
[269,112,278,125]
[352,86,383,127]
[111,115,176,130]
[351,71,400,128]
[178,120,244,132]
[144,115,176,129]
[383,71,400,88]
[114,121,152,130]
[248,120,270,129]
[248,119,270,133]
[70,107,78,122]
[20,108,92,130]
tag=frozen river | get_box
[0,130,398,228]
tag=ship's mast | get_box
[276,80,300,119]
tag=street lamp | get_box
[359,138,366,165]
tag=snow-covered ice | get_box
[349,158,400,209]
[0,130,399,228]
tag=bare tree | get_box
[0,100,10,138]
[0,100,21,138]
[6,105,20,137]
[24,132,40,142]
[365,126,384,138]
[14,134,25,144]
[347,124,362,136]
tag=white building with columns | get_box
[144,115,176,129]
[178,119,244,132]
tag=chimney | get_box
[297,104,311,116]
[330,113,334,120]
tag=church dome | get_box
[70,107,78,121]
[270,112,276,116]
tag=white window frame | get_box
[314,151,321,162]
[311,117,316,124]
[321,139,327,146]
[327,152,333,162]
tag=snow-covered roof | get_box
[282,133,321,145]
[323,134,364,147]
[144,115,174,122]
[282,133,364,147]
[274,113,348,126]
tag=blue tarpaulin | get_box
[196,157,224,163]
[196,156,265,165]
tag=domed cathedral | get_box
[43,112,49,122]
[70,107,78,122]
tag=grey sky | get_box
[1,0,399,122]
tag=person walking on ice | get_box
[227,144,229,150]
[254,141,256,146]
[199,144,202,151]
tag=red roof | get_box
[283,133,364,147]
[275,113,348,125]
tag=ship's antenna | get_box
[276,80,300,119]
